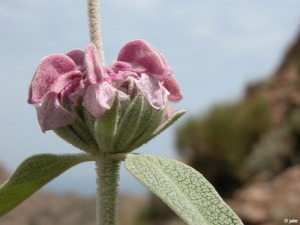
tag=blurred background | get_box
[1,0,300,224]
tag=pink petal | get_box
[85,43,108,84]
[107,61,141,82]
[83,81,117,118]
[28,54,81,104]
[117,40,183,102]
[159,76,183,102]
[67,49,85,72]
[36,93,76,132]
[137,73,168,109]
[117,40,172,76]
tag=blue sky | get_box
[1,0,300,196]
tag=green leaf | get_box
[142,109,186,145]
[94,93,120,152]
[113,93,144,153]
[54,126,97,154]
[0,153,93,216]
[121,94,165,153]
[125,154,243,225]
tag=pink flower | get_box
[81,44,127,118]
[28,44,124,132]
[108,40,182,109]
[28,53,84,132]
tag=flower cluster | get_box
[28,40,182,131]
[28,40,184,153]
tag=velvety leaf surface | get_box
[0,153,92,216]
[125,154,243,225]
[95,93,120,152]
[113,93,144,153]
[128,109,186,152]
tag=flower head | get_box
[28,40,185,153]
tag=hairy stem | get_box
[88,0,104,61]
[95,156,120,225]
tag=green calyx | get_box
[54,93,186,154]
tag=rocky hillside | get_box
[0,163,147,225]
[228,165,300,225]
[176,30,300,191]
[138,31,300,225]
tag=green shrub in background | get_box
[176,94,271,196]
[245,108,300,177]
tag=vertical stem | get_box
[95,157,120,225]
[88,0,118,224]
[88,0,105,61]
